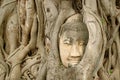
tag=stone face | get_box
[59,18,89,67]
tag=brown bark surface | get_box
[0,0,119,80]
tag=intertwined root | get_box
[0,0,120,80]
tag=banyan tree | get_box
[0,0,120,80]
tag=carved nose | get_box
[70,44,81,57]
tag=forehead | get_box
[61,30,83,41]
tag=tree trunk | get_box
[0,0,120,80]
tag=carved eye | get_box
[63,38,72,45]
[46,8,50,12]
[79,41,86,46]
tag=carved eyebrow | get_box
[63,38,72,44]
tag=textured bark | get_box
[0,0,120,80]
